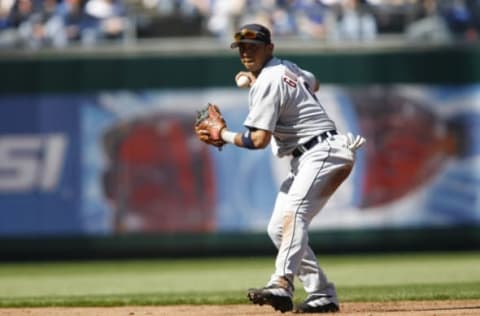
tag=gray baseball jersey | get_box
[243,57,336,157]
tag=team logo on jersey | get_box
[283,75,297,88]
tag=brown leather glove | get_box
[194,103,227,149]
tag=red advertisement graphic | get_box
[350,88,462,208]
[101,114,216,233]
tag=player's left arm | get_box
[221,127,271,149]
[194,103,272,150]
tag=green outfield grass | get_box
[0,251,479,307]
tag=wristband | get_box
[221,129,236,144]
[241,129,256,149]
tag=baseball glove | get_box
[194,103,227,149]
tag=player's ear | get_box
[265,43,274,57]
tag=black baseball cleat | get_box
[247,285,293,313]
[293,294,339,313]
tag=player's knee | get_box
[267,222,282,247]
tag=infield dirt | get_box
[1,300,480,316]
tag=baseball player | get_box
[196,23,365,313]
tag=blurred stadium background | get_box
[2,0,480,49]
[0,0,479,261]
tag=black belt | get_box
[292,130,337,158]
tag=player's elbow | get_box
[251,130,271,149]
[254,138,270,149]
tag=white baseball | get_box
[236,75,251,88]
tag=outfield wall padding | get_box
[1,44,479,259]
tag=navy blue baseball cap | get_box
[230,24,272,48]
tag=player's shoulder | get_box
[265,57,288,70]
[260,58,292,79]
[267,58,304,76]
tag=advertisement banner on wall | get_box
[0,85,479,236]
[0,95,83,236]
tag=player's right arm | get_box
[287,60,319,93]
[301,69,320,92]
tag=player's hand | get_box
[235,71,256,87]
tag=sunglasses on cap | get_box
[231,26,271,48]
[230,24,271,48]
[234,29,262,41]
